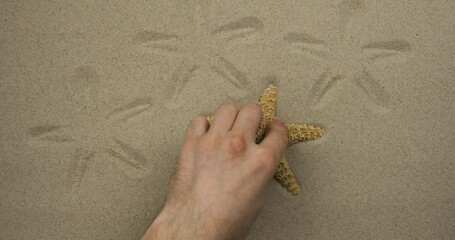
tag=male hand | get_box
[142,102,288,240]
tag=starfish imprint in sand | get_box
[207,84,325,195]
[284,0,411,113]
[133,0,263,107]
[26,66,155,190]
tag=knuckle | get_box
[243,103,262,118]
[188,116,203,128]
[227,134,247,155]
[242,103,261,113]
[256,147,275,164]
[194,115,207,122]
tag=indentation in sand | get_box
[26,67,157,190]
[133,2,264,108]
[284,0,411,113]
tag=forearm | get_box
[142,210,191,240]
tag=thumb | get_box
[260,117,288,165]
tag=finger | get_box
[260,117,288,162]
[231,103,262,141]
[209,102,239,134]
[185,116,209,138]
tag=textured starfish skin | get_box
[206,84,325,195]
[286,123,325,145]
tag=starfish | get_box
[207,84,325,195]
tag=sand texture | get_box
[1,0,454,239]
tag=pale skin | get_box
[142,102,288,240]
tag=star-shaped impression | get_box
[26,66,154,190]
[134,0,263,108]
[284,0,411,112]
[207,84,325,195]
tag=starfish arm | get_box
[107,138,149,179]
[206,116,213,124]
[67,148,96,188]
[256,83,277,143]
[361,40,411,62]
[338,0,367,39]
[286,123,325,145]
[212,17,264,43]
[283,32,328,59]
[275,155,301,195]
[308,68,344,106]
[108,97,154,123]
[165,59,200,108]
[353,68,391,111]
[132,31,185,55]
[26,125,77,144]
[212,57,248,89]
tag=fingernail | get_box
[273,117,285,126]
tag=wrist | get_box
[142,211,177,240]
[143,206,221,240]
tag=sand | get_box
[1,0,454,239]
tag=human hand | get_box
[142,102,288,240]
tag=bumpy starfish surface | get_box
[207,84,325,195]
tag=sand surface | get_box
[1,0,454,239]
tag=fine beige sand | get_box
[1,0,454,239]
